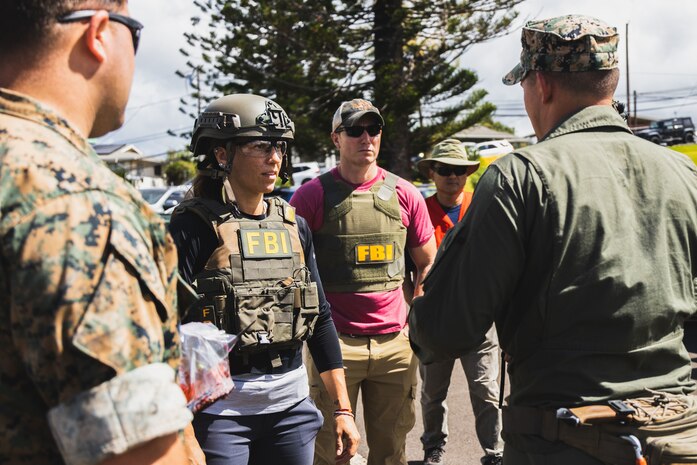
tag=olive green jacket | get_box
[410,105,697,410]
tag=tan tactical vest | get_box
[176,196,319,360]
[313,171,407,293]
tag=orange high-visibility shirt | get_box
[425,191,473,246]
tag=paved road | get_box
[350,322,697,465]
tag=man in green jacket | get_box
[409,14,697,465]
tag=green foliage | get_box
[479,115,516,134]
[368,0,522,177]
[466,156,491,192]
[671,144,697,165]
[108,163,127,179]
[179,0,351,162]
[164,159,196,185]
[178,0,523,178]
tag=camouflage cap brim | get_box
[502,63,527,86]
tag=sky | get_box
[96,0,697,156]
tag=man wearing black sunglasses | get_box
[0,2,196,465]
[413,139,503,465]
[291,99,437,465]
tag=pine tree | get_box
[178,0,352,160]
[179,0,523,178]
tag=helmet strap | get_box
[279,153,290,184]
[223,140,235,174]
[221,177,239,210]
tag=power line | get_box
[126,96,181,111]
[109,126,191,145]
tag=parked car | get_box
[473,139,514,159]
[266,185,299,203]
[139,185,189,213]
[291,161,321,185]
[634,117,696,145]
[413,182,436,198]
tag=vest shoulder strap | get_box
[266,196,298,225]
[373,171,402,221]
[319,171,353,221]
[173,197,237,232]
[375,171,399,201]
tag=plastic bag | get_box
[178,322,237,412]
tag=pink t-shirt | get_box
[290,167,434,334]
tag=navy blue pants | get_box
[192,397,324,465]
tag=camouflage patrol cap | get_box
[502,15,619,85]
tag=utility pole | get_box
[625,23,631,126]
[193,67,202,116]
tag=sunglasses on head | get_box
[336,125,382,138]
[434,165,469,177]
[57,10,143,54]
[238,139,288,158]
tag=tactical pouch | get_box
[293,282,320,341]
[186,294,227,328]
[232,286,294,352]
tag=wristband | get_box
[333,409,354,419]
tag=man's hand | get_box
[334,414,360,464]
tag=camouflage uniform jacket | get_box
[0,88,190,465]
[410,105,697,447]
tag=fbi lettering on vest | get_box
[354,243,396,264]
[239,229,293,258]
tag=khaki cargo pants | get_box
[309,331,417,465]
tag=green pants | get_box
[503,443,604,465]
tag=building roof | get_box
[92,143,160,165]
[451,124,532,143]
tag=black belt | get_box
[338,332,371,338]
[338,331,400,338]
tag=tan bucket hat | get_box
[417,139,480,177]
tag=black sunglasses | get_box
[336,125,382,138]
[434,165,469,176]
[57,10,143,54]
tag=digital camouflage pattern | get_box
[502,14,619,85]
[0,88,182,465]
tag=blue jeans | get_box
[193,397,323,465]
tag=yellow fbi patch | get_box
[355,243,396,264]
[239,229,293,258]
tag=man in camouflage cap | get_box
[502,14,619,86]
[0,1,197,464]
[410,14,697,465]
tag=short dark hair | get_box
[0,1,124,55]
[540,68,620,99]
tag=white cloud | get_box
[98,1,697,152]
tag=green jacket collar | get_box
[542,105,632,142]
